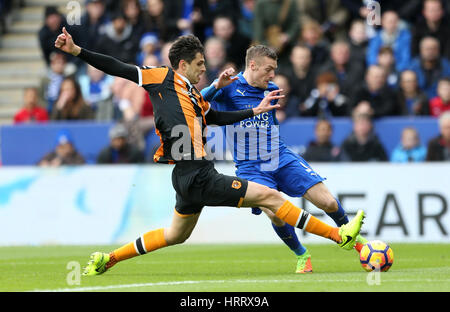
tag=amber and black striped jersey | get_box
[137,66,211,163]
[77,47,255,164]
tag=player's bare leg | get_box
[303,182,339,213]
[164,210,202,246]
[83,210,201,275]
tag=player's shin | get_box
[274,200,341,243]
[271,222,307,255]
[108,228,167,268]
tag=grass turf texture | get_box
[0,243,449,292]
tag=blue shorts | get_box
[236,151,325,215]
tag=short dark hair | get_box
[169,35,204,69]
[245,45,277,68]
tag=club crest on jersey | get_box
[264,90,270,97]
[231,180,242,190]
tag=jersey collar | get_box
[237,72,273,92]
[175,71,194,88]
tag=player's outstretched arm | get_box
[205,89,282,126]
[201,67,238,101]
[54,27,139,84]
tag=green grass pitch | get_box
[1,243,449,292]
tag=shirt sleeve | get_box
[201,80,225,103]
[77,48,138,83]
[137,66,169,87]
[205,108,254,126]
[201,99,211,115]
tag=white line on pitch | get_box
[31,277,449,292]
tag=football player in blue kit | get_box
[201,45,367,273]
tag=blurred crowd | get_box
[5,0,450,164]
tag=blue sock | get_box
[326,198,349,227]
[271,223,306,256]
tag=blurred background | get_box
[0,0,448,246]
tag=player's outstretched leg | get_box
[242,182,364,250]
[83,210,200,275]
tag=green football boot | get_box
[295,250,313,273]
[337,209,365,250]
[82,252,110,276]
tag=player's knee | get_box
[258,186,283,210]
[165,230,190,245]
[321,196,338,213]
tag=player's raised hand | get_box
[54,27,81,56]
[214,67,238,89]
[253,89,283,115]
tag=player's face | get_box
[252,56,277,89]
[185,52,206,85]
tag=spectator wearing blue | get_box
[38,129,86,167]
[136,32,159,65]
[238,0,255,41]
[97,123,145,164]
[390,127,427,162]
[41,52,68,114]
[409,36,450,99]
[176,0,195,36]
[78,64,114,120]
[366,10,411,72]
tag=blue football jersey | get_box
[203,72,289,170]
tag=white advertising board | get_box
[0,163,448,245]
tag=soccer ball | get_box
[359,240,394,272]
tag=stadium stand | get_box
[0,0,68,124]
[0,0,448,165]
